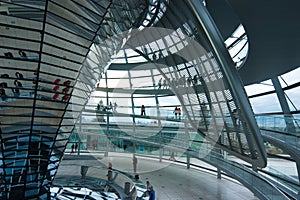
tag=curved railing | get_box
[65,146,292,199]
[255,115,300,135]
[73,115,294,199]
[74,110,299,198]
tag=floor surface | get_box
[57,153,259,200]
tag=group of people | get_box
[0,71,70,101]
[138,180,156,200]
[173,106,182,119]
[108,156,156,200]
[52,79,71,102]
[135,180,156,200]
[157,74,200,90]
[13,49,38,60]
[4,50,28,59]
[96,103,183,122]
[131,154,156,199]
[0,71,25,100]
[97,99,118,112]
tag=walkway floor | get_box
[57,152,258,200]
[139,164,258,200]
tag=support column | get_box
[184,120,191,169]
[271,77,295,132]
[159,147,163,162]
[186,0,267,168]
[217,168,221,179]
[105,72,109,157]
[151,69,162,126]
[77,137,81,156]
[150,66,163,163]
[128,70,136,154]
[186,153,190,169]
[78,115,82,156]
[106,115,110,153]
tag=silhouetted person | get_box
[53,93,59,100]
[71,143,75,154]
[142,181,152,198]
[99,99,104,110]
[0,74,9,78]
[0,82,7,88]
[12,88,20,96]
[149,185,156,200]
[187,77,192,86]
[158,52,163,60]
[62,87,69,93]
[107,162,113,181]
[193,75,198,85]
[166,78,170,88]
[141,105,146,116]
[4,52,13,58]
[113,102,117,112]
[62,95,70,102]
[174,107,178,119]
[14,80,22,87]
[143,47,148,55]
[0,88,6,100]
[181,75,186,86]
[53,85,59,91]
[152,53,157,61]
[108,162,112,170]
[163,79,167,89]
[178,107,181,119]
[169,151,176,161]
[64,80,71,86]
[15,72,23,79]
[18,50,27,58]
[54,78,61,84]
[74,143,78,153]
[232,108,239,126]
[158,78,162,89]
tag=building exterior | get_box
[0,0,299,199]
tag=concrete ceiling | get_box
[207,0,300,85]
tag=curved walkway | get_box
[58,153,258,200]
[138,161,258,200]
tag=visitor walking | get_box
[141,105,146,116]
[113,102,118,112]
[174,106,178,119]
[71,143,74,154]
[149,185,156,200]
[141,181,152,198]
[74,143,78,153]
[133,154,138,173]
[158,78,162,89]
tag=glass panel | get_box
[245,79,274,96]
[249,94,282,114]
